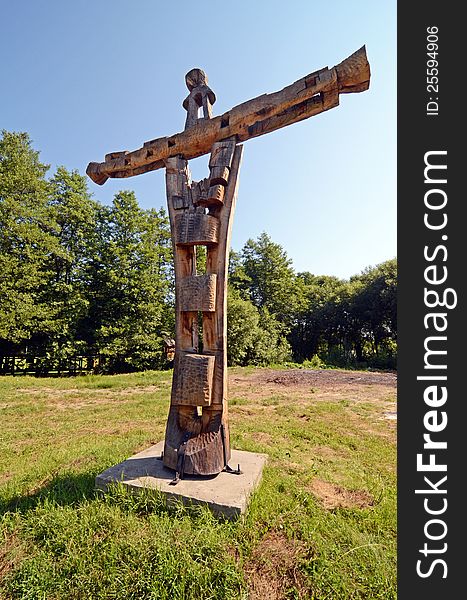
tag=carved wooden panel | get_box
[206,184,225,205]
[209,166,230,186]
[179,274,217,312]
[209,139,236,168]
[174,211,219,246]
[165,156,191,210]
[172,353,215,406]
[191,178,210,206]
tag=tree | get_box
[290,260,397,367]
[88,191,173,372]
[227,287,261,365]
[227,287,291,366]
[238,232,302,324]
[229,232,305,364]
[351,259,397,357]
[0,131,64,352]
[41,167,100,359]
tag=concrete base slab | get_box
[95,441,267,519]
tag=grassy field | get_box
[0,367,396,599]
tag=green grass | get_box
[0,368,396,599]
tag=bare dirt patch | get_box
[229,368,397,426]
[309,478,374,510]
[0,471,12,485]
[265,369,396,388]
[252,432,274,445]
[229,368,396,397]
[310,445,347,460]
[244,530,309,600]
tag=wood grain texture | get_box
[174,211,219,246]
[209,139,236,168]
[203,145,243,408]
[86,47,370,184]
[205,184,225,206]
[172,353,215,406]
[209,166,230,186]
[163,406,224,475]
[163,144,242,475]
[178,274,217,312]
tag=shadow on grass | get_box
[0,471,222,522]
[0,471,97,516]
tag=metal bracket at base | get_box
[169,473,181,485]
[223,463,242,475]
[169,433,190,485]
[220,423,242,474]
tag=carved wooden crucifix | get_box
[87,47,371,482]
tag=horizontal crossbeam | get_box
[87,47,370,185]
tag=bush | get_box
[227,289,291,366]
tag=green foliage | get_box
[226,287,260,365]
[230,231,397,369]
[227,288,291,366]
[0,131,174,372]
[87,192,173,372]
[350,259,397,357]
[301,354,328,369]
[245,307,291,366]
[0,130,396,373]
[0,131,64,348]
[44,166,101,353]
[227,233,301,367]
[239,232,304,324]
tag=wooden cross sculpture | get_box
[87,47,371,484]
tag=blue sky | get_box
[1,0,396,278]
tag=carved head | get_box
[185,68,208,91]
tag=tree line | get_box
[0,131,396,373]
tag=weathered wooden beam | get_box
[87,46,370,184]
[163,145,244,476]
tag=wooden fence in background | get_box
[0,355,101,377]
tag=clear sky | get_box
[1,0,396,279]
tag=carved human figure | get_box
[182,68,216,130]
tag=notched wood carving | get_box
[206,184,225,205]
[165,156,191,210]
[179,274,217,312]
[86,47,370,185]
[174,211,219,245]
[172,353,215,406]
[209,166,230,186]
[209,139,236,169]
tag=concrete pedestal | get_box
[95,441,267,519]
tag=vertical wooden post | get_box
[163,142,243,478]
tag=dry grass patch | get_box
[309,478,374,510]
[0,532,25,580]
[244,530,309,600]
[311,445,348,460]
